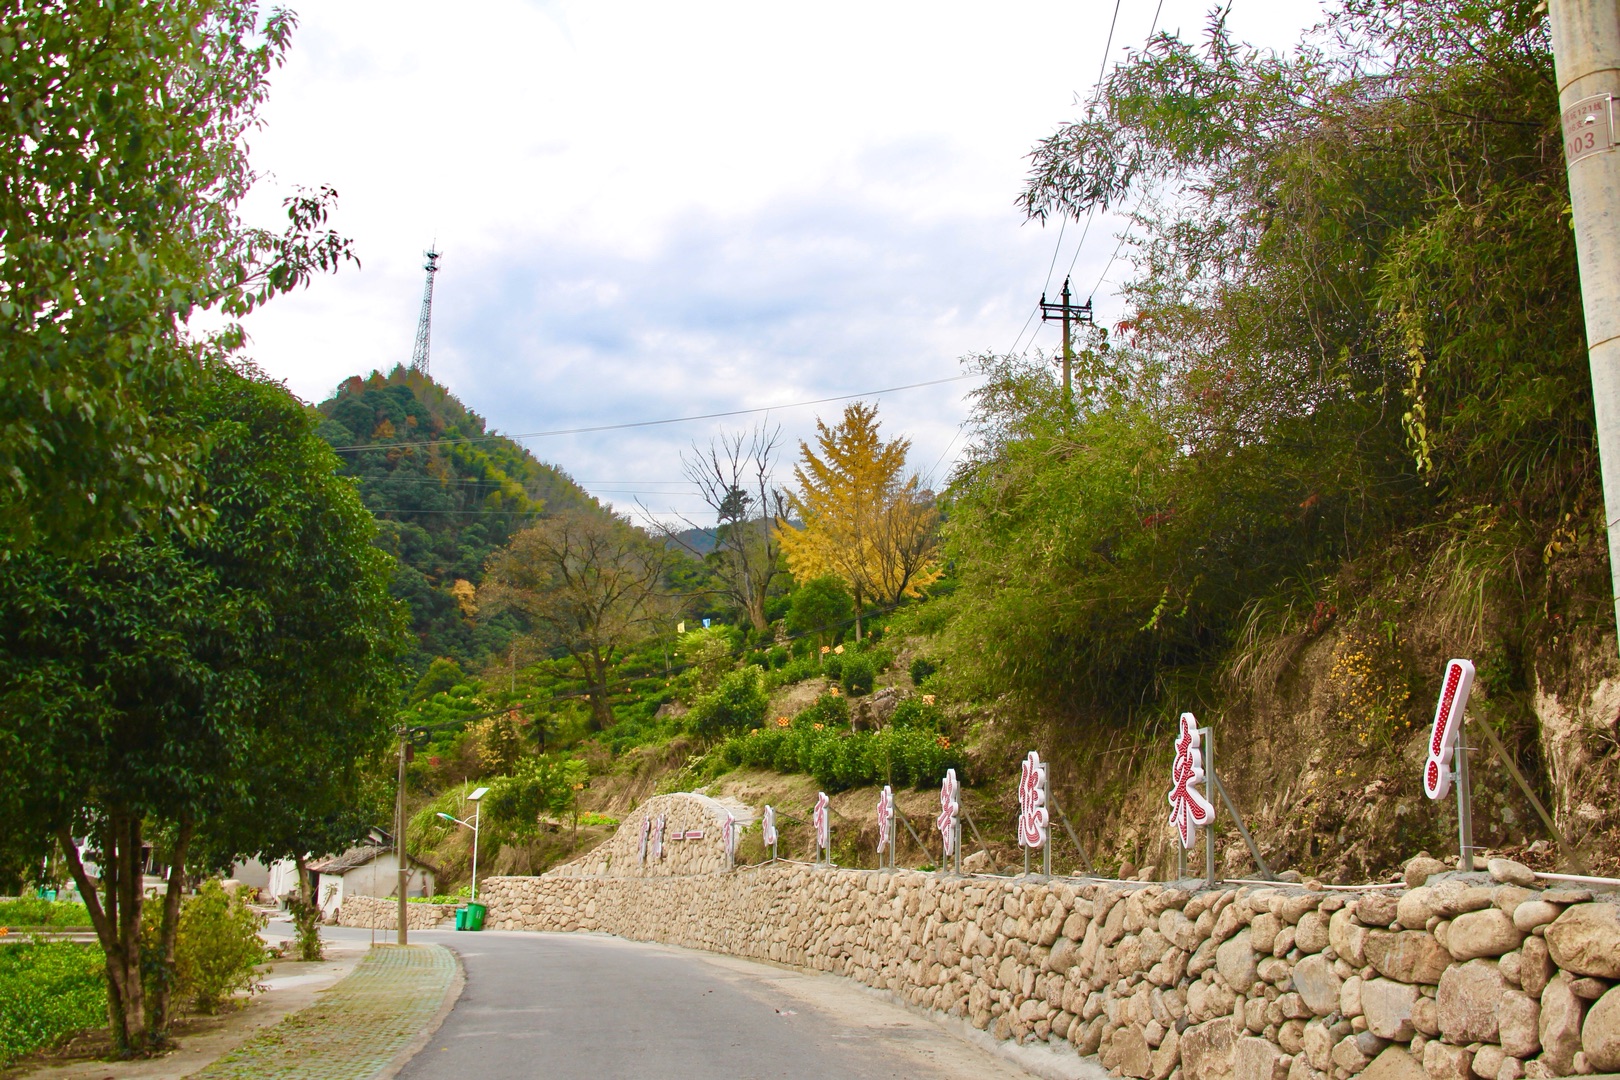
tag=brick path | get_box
[187,945,456,1080]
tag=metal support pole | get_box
[395,728,408,946]
[1549,0,1620,643]
[954,822,961,876]
[470,799,480,902]
[1049,793,1094,874]
[1210,769,1273,879]
[1455,717,1475,872]
[1042,767,1052,877]
[1203,727,1216,889]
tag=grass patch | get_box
[0,898,93,928]
[0,941,106,1065]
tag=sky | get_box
[232,0,1325,526]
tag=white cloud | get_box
[233,0,1325,518]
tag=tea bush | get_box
[0,898,92,928]
[0,941,105,1065]
[840,654,875,696]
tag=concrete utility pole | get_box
[1549,0,1620,642]
[396,727,409,946]
[1040,278,1093,413]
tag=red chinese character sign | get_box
[1017,752,1048,848]
[937,769,959,857]
[761,805,777,849]
[876,786,894,855]
[812,791,831,859]
[1424,659,1475,801]
[638,815,652,865]
[1167,713,1214,849]
[651,814,666,861]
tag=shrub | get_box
[909,656,938,686]
[787,575,854,643]
[889,696,943,730]
[821,652,844,680]
[766,645,789,669]
[480,756,590,843]
[797,691,850,729]
[171,880,267,1014]
[841,654,875,696]
[0,898,92,928]
[288,896,323,962]
[0,941,105,1065]
[686,666,768,738]
[678,626,734,694]
[763,655,818,690]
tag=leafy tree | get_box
[0,1,355,554]
[786,575,855,648]
[480,510,674,729]
[778,403,942,636]
[0,367,403,1053]
[478,756,589,844]
[686,667,769,739]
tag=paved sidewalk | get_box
[187,945,458,1080]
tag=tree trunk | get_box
[144,817,193,1046]
[59,812,150,1056]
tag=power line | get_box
[328,373,977,454]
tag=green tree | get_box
[0,366,404,1053]
[0,1,356,554]
[481,510,673,730]
[786,575,855,649]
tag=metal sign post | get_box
[1455,720,1475,873]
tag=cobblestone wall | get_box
[479,858,1620,1080]
[339,895,457,929]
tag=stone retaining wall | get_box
[338,894,457,929]
[479,860,1620,1080]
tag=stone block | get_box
[1447,910,1524,961]
[1518,937,1554,999]
[1219,931,1260,994]
[1297,911,1331,955]
[1472,1045,1505,1080]
[1333,908,1372,967]
[1537,973,1587,1075]
[1362,979,1420,1042]
[1510,902,1559,935]
[1487,860,1537,888]
[1119,1022,1155,1078]
[1332,1033,1375,1075]
[1582,984,1620,1073]
[1361,1046,1427,1080]
[1251,913,1283,955]
[1235,1036,1289,1080]
[1437,959,1504,1044]
[1399,888,1436,930]
[1290,1054,1328,1080]
[1406,858,1448,890]
[1361,894,1401,928]
[1422,1040,1474,1080]
[1498,989,1540,1059]
[1342,976,1365,1019]
[1544,902,1620,979]
[1295,955,1343,1017]
[1366,930,1453,985]
[1183,1016,1240,1080]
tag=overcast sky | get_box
[232,0,1324,525]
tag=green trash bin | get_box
[464,901,486,931]
[453,906,468,931]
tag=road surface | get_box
[341,926,1046,1080]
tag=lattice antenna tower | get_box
[408,247,441,376]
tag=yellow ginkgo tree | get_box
[777,403,941,637]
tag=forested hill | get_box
[313,366,604,672]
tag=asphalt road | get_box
[359,927,1041,1080]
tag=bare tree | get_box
[480,510,672,729]
[651,425,788,633]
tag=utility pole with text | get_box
[1549,0,1620,644]
[396,726,408,946]
[1040,277,1093,412]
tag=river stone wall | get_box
[478,860,1620,1080]
[339,895,456,929]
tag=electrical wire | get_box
[328,373,977,454]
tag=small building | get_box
[305,846,439,922]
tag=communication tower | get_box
[408,247,441,376]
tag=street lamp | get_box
[437,786,488,902]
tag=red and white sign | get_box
[1168,713,1215,849]
[651,814,666,861]
[638,815,652,864]
[812,791,830,853]
[762,805,777,848]
[937,769,960,856]
[1017,752,1048,848]
[876,785,894,853]
[1424,659,1475,801]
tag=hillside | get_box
[313,366,606,672]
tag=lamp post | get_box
[438,786,488,901]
